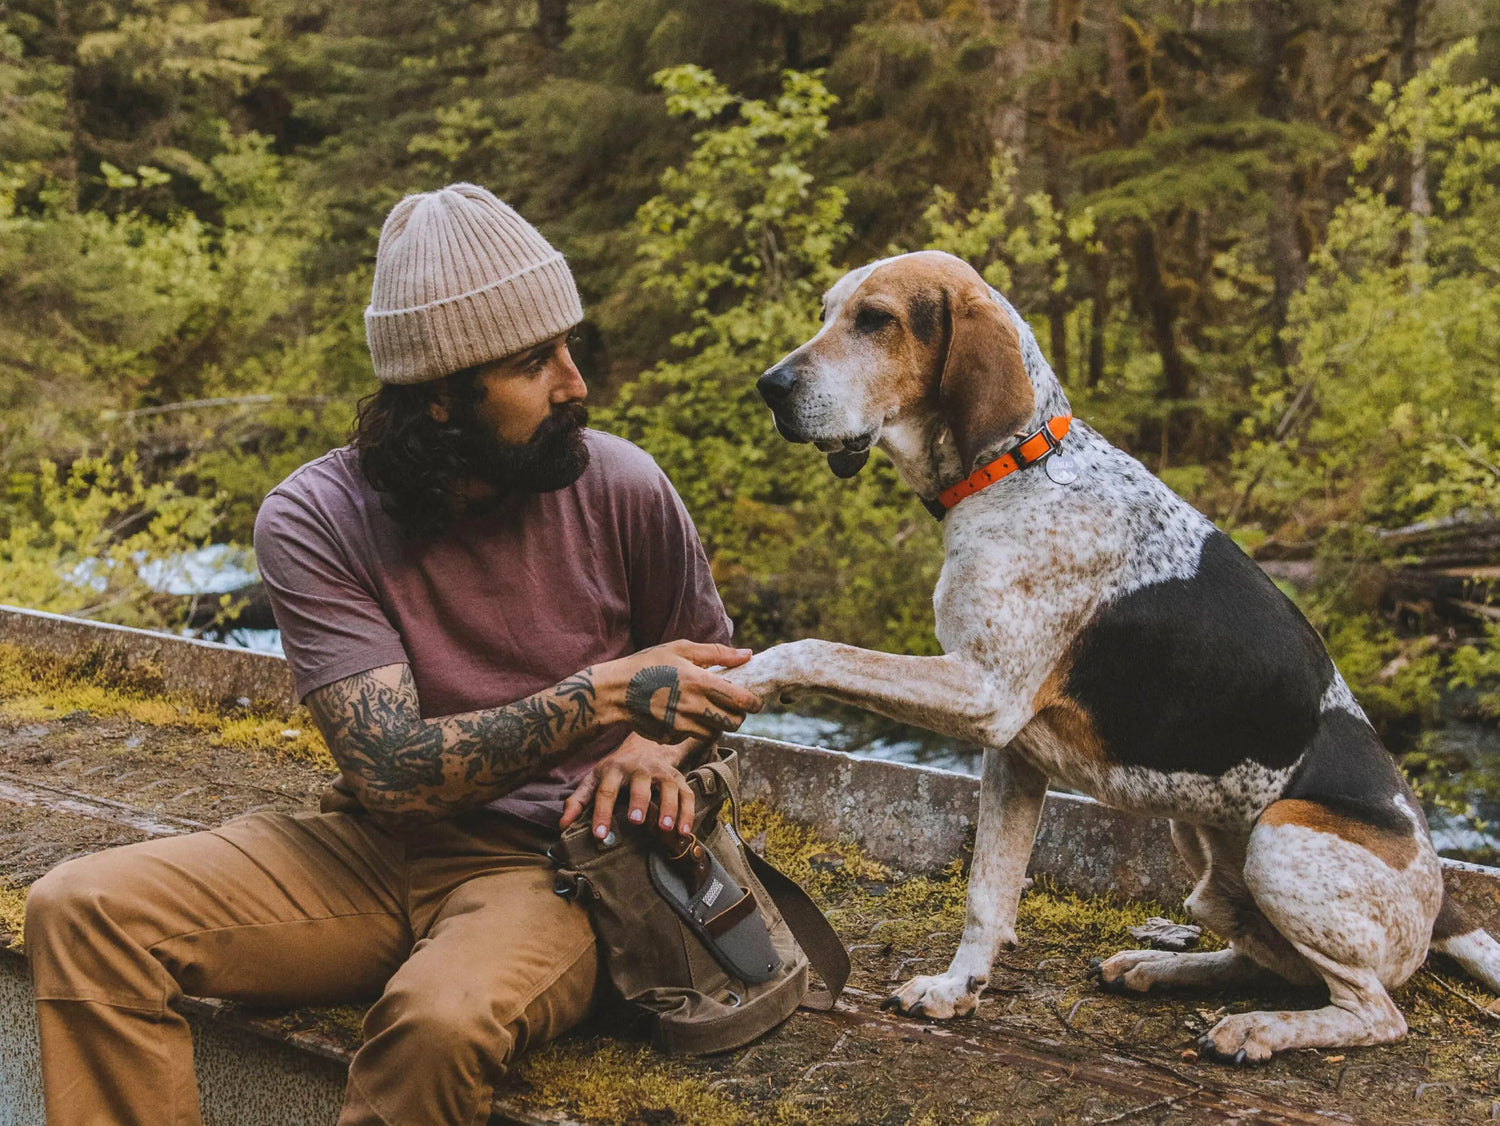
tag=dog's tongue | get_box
[826,448,870,478]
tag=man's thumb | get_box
[678,641,754,669]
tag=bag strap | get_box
[744,848,850,1011]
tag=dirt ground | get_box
[2,647,1499,1125]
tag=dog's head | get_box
[757,250,1036,478]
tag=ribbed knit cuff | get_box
[365,255,584,385]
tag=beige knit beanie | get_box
[364,184,584,385]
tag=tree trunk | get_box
[1043,0,1073,384]
[1253,0,1307,373]
[1103,0,1189,400]
[1088,248,1109,388]
[537,0,569,49]
[1392,0,1431,281]
[1133,226,1188,399]
[987,0,1032,155]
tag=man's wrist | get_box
[588,661,629,727]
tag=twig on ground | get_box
[1421,970,1500,1023]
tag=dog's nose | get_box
[757,365,798,406]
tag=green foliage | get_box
[0,455,222,628]
[913,152,1096,299]
[1240,42,1500,532]
[597,66,942,652]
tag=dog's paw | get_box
[1195,1013,1277,1066]
[880,972,984,1020]
[1088,949,1177,994]
[723,643,812,705]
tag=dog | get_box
[725,249,1500,1062]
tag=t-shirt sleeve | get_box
[253,491,411,701]
[624,458,734,650]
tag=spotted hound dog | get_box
[726,249,1500,1063]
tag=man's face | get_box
[430,332,592,497]
[471,332,589,444]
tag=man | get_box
[24,183,761,1125]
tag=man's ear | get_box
[426,386,451,424]
[938,287,1036,472]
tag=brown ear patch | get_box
[936,274,1036,472]
[1258,799,1420,870]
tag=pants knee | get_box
[25,858,104,953]
[367,980,516,1071]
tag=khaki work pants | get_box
[24,809,599,1126]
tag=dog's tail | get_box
[1430,890,1500,993]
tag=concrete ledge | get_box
[0,605,295,716]
[725,734,1190,899]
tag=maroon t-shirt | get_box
[252,431,733,828]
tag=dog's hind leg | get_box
[882,746,1047,1019]
[1193,799,1441,1063]
[1430,892,1500,993]
[1094,823,1313,994]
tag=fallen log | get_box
[180,582,278,634]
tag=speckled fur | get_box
[729,251,1472,1052]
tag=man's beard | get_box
[452,401,591,500]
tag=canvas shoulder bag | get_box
[549,747,849,1055]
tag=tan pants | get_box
[24,809,599,1126]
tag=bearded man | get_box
[25,184,762,1125]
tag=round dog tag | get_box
[1045,452,1080,485]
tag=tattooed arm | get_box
[305,640,761,827]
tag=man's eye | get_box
[854,308,895,333]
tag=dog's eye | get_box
[854,307,896,334]
[817,305,827,324]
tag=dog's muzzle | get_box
[757,363,874,477]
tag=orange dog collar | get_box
[935,414,1073,512]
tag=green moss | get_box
[0,882,27,949]
[515,1040,752,1125]
[0,643,336,770]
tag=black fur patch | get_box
[1432,892,1474,941]
[1281,709,1413,833]
[907,292,942,347]
[1065,531,1332,776]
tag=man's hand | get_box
[595,640,762,744]
[559,734,700,841]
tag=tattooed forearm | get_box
[624,665,681,742]
[306,664,603,825]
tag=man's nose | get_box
[757,365,797,407]
[553,351,588,402]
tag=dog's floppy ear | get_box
[938,287,1036,472]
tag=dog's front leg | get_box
[882,746,1047,1019]
[726,640,1028,747]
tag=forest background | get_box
[2,0,1499,803]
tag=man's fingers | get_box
[657,779,681,833]
[626,771,653,827]
[559,770,600,829]
[705,679,762,715]
[673,641,754,669]
[676,784,696,838]
[699,706,745,732]
[592,769,623,839]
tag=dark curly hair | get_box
[352,366,590,539]
[351,366,489,540]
